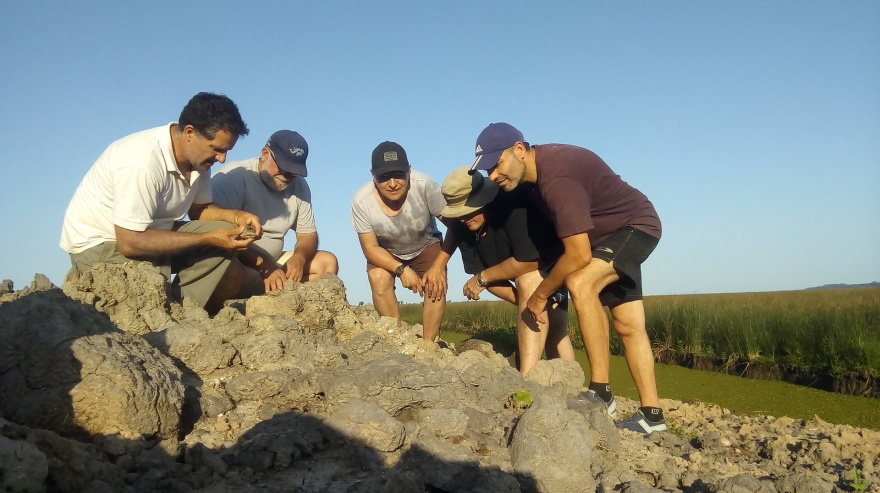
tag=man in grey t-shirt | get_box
[351,141,448,341]
[212,130,338,295]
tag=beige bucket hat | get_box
[441,166,499,218]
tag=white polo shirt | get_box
[60,123,212,254]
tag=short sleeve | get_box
[292,179,317,234]
[191,171,212,205]
[424,176,447,217]
[351,188,374,234]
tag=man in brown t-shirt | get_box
[469,122,666,434]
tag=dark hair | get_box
[178,92,249,139]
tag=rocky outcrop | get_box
[0,267,878,493]
[0,287,184,441]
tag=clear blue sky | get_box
[2,1,878,305]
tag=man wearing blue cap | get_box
[469,123,666,434]
[212,130,338,296]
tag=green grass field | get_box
[437,330,880,430]
[400,288,880,428]
[402,287,880,376]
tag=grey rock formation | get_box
[0,288,184,440]
[0,263,877,492]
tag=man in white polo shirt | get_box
[60,92,262,314]
[211,130,338,295]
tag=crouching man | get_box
[60,92,260,314]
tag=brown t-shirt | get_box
[530,144,661,245]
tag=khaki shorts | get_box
[367,241,442,277]
[67,220,237,309]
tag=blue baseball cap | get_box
[266,130,309,176]
[468,122,524,174]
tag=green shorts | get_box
[67,220,237,309]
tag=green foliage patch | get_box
[402,287,880,377]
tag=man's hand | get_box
[284,255,307,283]
[209,224,256,251]
[462,275,485,300]
[421,265,447,302]
[263,267,287,292]
[399,266,424,295]
[233,211,263,239]
[526,291,549,325]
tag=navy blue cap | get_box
[266,130,308,176]
[469,122,523,174]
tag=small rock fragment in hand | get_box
[236,225,257,240]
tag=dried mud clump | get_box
[0,267,878,493]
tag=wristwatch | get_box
[476,272,486,287]
[395,264,406,277]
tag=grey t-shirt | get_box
[350,169,445,260]
[211,157,317,260]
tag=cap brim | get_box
[468,149,504,175]
[372,163,410,176]
[275,157,307,177]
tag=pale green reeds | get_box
[644,288,880,375]
[402,287,880,376]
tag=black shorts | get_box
[591,227,659,308]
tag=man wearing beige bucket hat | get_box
[435,166,575,375]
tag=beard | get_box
[259,168,292,191]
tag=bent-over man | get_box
[470,122,666,434]
[351,141,447,341]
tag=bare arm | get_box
[283,232,319,282]
[422,226,456,302]
[463,257,539,301]
[114,224,254,259]
[486,283,517,304]
[113,202,263,260]
[190,203,263,238]
[527,232,592,323]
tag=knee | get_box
[611,316,647,340]
[319,251,339,275]
[367,268,394,293]
[514,271,541,294]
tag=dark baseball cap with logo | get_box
[468,122,524,174]
[371,141,411,175]
[266,130,309,176]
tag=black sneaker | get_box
[581,389,617,416]
[614,410,667,434]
